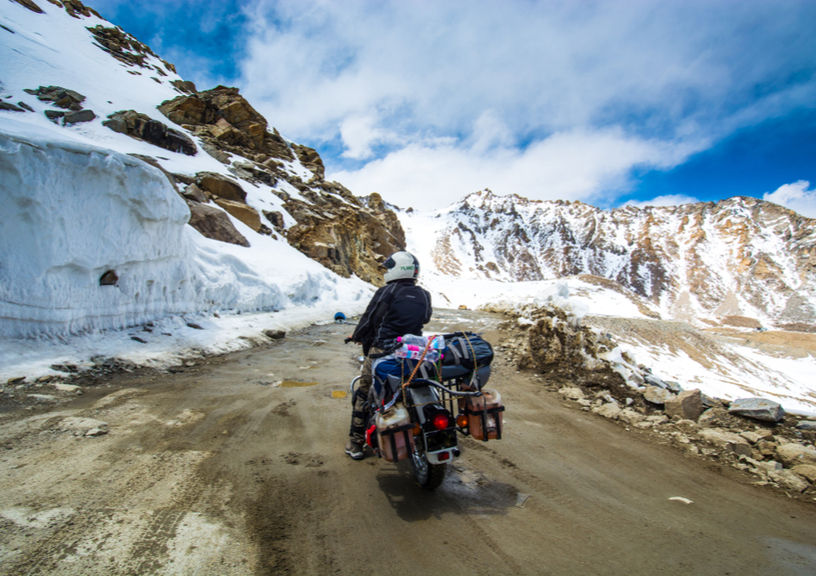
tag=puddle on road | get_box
[279,380,319,388]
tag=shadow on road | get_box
[376,463,520,521]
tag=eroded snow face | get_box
[0,131,199,337]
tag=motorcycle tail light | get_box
[438,451,451,461]
[456,414,468,428]
[432,413,450,431]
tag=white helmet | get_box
[382,251,419,283]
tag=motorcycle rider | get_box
[345,251,432,460]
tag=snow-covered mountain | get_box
[1,0,403,338]
[402,189,816,328]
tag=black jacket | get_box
[351,279,432,354]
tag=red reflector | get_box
[432,413,450,430]
[438,451,451,461]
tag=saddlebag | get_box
[462,388,505,441]
[376,404,415,462]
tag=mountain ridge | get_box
[402,189,816,327]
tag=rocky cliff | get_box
[422,190,816,326]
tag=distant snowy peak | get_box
[404,189,816,327]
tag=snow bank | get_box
[0,129,201,336]
[0,127,373,341]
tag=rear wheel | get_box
[411,446,446,490]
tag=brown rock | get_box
[698,428,753,456]
[195,172,246,202]
[665,389,704,421]
[263,210,285,229]
[775,443,816,467]
[13,0,44,14]
[186,201,249,247]
[791,464,816,483]
[643,386,674,406]
[183,183,208,203]
[213,198,262,232]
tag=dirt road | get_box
[1,309,815,575]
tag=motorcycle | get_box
[349,332,504,490]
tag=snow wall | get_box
[0,131,210,337]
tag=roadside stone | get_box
[264,329,286,340]
[791,464,816,483]
[85,427,109,437]
[775,443,816,467]
[759,460,784,472]
[643,386,674,406]
[594,391,617,405]
[767,469,809,493]
[7,377,26,385]
[740,431,763,444]
[619,408,646,425]
[796,420,816,431]
[57,417,108,436]
[698,428,753,457]
[559,386,586,401]
[53,383,82,394]
[593,402,622,420]
[728,397,785,423]
[646,414,669,425]
[756,439,779,459]
[665,389,704,421]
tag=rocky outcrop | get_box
[158,86,293,162]
[86,24,175,76]
[285,189,405,284]
[103,110,196,156]
[24,85,85,110]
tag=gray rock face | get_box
[104,110,196,156]
[24,85,85,109]
[728,398,785,423]
[64,109,96,124]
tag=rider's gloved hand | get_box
[344,337,354,344]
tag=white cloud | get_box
[331,127,688,209]
[339,114,392,160]
[232,0,816,207]
[624,195,700,208]
[763,181,816,218]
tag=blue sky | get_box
[90,0,816,215]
